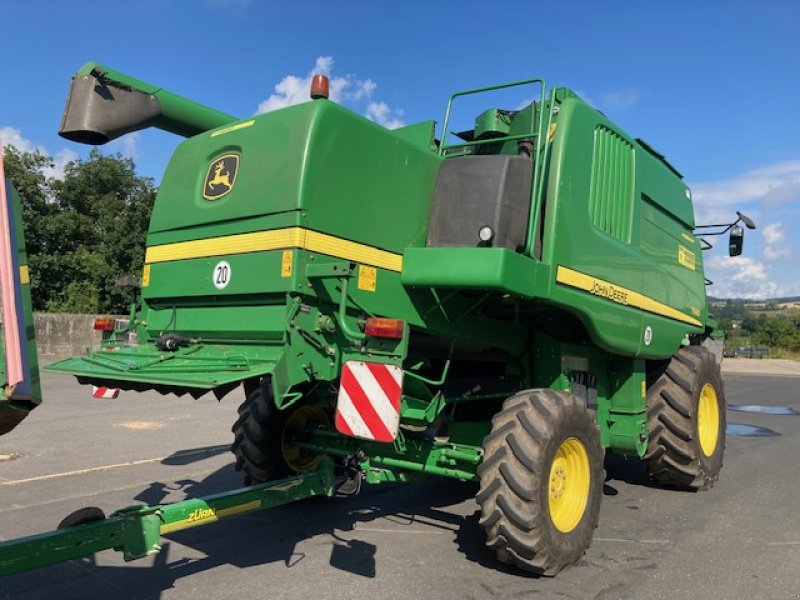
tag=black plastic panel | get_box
[427,155,532,251]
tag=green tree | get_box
[4,146,156,313]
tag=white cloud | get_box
[256,56,356,115]
[691,160,800,224]
[255,57,405,128]
[351,79,376,102]
[704,255,799,299]
[365,102,405,130]
[0,126,34,153]
[0,126,78,180]
[692,160,800,298]
[109,132,141,160]
[256,57,349,113]
[762,222,791,260]
[48,149,79,181]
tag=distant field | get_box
[749,308,800,318]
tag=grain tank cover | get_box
[427,155,532,251]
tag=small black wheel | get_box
[58,507,106,529]
[231,381,330,485]
[644,346,725,490]
[477,389,604,576]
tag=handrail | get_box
[438,78,546,154]
[437,78,556,261]
[525,88,557,258]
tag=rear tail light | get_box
[364,317,405,339]
[93,317,115,332]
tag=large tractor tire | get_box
[477,389,604,576]
[644,345,725,490]
[231,381,330,485]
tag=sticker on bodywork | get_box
[281,250,293,278]
[678,245,696,270]
[358,265,377,292]
[142,264,151,287]
[213,260,231,290]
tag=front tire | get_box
[476,389,604,576]
[644,346,726,490]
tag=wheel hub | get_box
[548,437,590,533]
[281,405,330,472]
[550,464,567,499]
[698,383,720,457]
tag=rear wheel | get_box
[231,381,330,485]
[477,389,604,576]
[644,346,725,490]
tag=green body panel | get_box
[46,343,283,389]
[0,68,729,576]
[150,100,438,250]
[542,96,705,358]
[0,180,41,435]
[402,247,542,298]
[47,67,715,473]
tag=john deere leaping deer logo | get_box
[203,154,239,200]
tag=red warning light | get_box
[310,74,330,100]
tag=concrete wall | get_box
[34,313,126,361]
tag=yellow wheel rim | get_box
[698,383,720,457]
[281,406,330,472]
[548,437,591,533]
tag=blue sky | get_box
[1,1,798,299]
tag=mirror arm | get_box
[694,223,734,236]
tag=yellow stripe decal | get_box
[145,227,403,272]
[555,265,701,327]
[160,500,261,535]
[19,265,30,285]
[210,119,256,138]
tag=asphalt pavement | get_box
[1,363,799,600]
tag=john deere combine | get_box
[0,62,754,577]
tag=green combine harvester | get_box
[0,62,755,577]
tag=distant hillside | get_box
[708,296,800,304]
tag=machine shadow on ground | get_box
[3,446,674,600]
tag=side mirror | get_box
[729,225,744,256]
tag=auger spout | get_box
[59,62,238,145]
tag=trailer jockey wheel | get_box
[231,382,331,485]
[477,389,604,576]
[644,346,726,490]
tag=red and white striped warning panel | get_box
[335,361,402,442]
[92,385,120,399]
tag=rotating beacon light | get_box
[310,74,330,100]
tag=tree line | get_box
[3,146,156,314]
[715,300,800,353]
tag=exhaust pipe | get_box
[59,62,238,145]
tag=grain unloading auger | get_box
[1,61,755,577]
